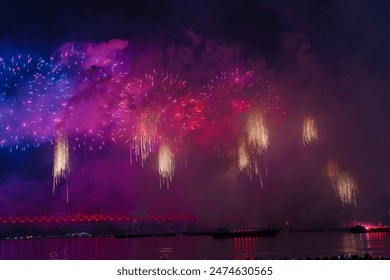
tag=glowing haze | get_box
[0,38,369,227]
[1,0,390,228]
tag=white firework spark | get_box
[247,111,269,153]
[302,115,318,145]
[53,128,70,203]
[158,144,175,189]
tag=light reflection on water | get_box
[359,232,389,256]
[0,231,389,260]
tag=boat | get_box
[350,225,390,234]
[182,231,214,236]
[212,228,279,239]
[115,232,176,238]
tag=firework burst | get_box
[0,54,68,151]
[201,69,277,187]
[53,42,127,151]
[114,70,204,167]
[201,69,279,119]
[64,64,125,150]
[200,69,278,150]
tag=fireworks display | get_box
[0,54,284,198]
[0,41,360,210]
[302,115,318,146]
[1,2,389,264]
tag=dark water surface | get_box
[0,231,389,260]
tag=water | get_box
[0,231,389,260]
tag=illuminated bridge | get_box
[0,214,197,224]
[0,198,196,225]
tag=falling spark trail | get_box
[158,144,175,189]
[132,111,159,166]
[52,129,70,202]
[326,160,339,181]
[234,111,270,187]
[259,168,264,188]
[235,139,267,188]
[247,111,269,153]
[326,160,358,206]
[236,140,250,173]
[302,116,318,145]
[335,171,358,206]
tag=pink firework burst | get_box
[113,70,205,165]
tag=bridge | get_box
[0,214,197,224]
[0,197,197,224]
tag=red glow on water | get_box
[360,232,389,255]
[234,237,256,260]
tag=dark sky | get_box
[1,0,390,227]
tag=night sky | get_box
[1,0,390,228]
